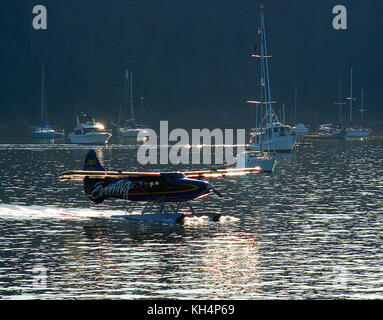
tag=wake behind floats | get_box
[59,150,262,224]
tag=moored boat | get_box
[31,66,65,139]
[247,5,296,154]
[236,151,276,172]
[116,71,150,139]
[69,115,112,144]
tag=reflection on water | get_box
[0,138,383,299]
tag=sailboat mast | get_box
[338,73,342,123]
[117,70,129,126]
[259,6,266,152]
[349,67,353,123]
[334,72,346,127]
[130,72,135,124]
[294,88,297,124]
[260,4,275,151]
[41,65,45,123]
[261,9,273,127]
[361,89,364,122]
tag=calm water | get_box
[1,138,383,299]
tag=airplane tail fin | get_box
[83,150,105,204]
[84,149,105,171]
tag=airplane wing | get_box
[59,167,261,181]
[183,167,261,178]
[59,170,161,181]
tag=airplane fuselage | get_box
[84,172,214,203]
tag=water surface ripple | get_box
[0,139,383,299]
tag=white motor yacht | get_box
[69,115,112,144]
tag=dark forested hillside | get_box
[0,0,382,134]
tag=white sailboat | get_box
[346,71,371,138]
[31,66,65,139]
[116,70,149,139]
[236,150,276,172]
[247,5,296,154]
[236,4,278,172]
[68,114,112,144]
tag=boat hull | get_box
[69,133,112,144]
[236,152,276,172]
[292,124,309,135]
[305,132,346,140]
[346,128,371,138]
[118,129,140,137]
[292,129,309,135]
[31,132,65,139]
[249,135,296,152]
[118,128,149,139]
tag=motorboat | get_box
[68,115,112,144]
[305,123,346,139]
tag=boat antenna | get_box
[350,67,353,123]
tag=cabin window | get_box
[83,128,101,134]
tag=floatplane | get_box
[59,150,262,224]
